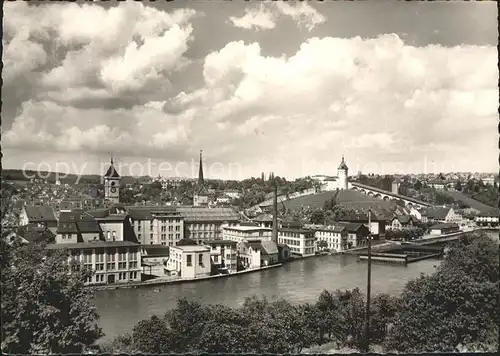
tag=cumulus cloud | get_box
[228,4,276,31]
[2,1,496,178]
[229,1,326,32]
[3,2,197,105]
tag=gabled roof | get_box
[142,245,170,257]
[423,207,450,220]
[23,206,57,222]
[253,213,274,222]
[429,223,459,229]
[260,241,279,255]
[393,215,412,225]
[86,209,110,219]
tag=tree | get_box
[1,243,103,354]
[455,181,462,191]
[317,240,328,250]
[385,232,499,353]
[132,315,172,353]
[413,180,422,191]
[310,209,325,224]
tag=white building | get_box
[223,225,272,243]
[224,190,241,199]
[278,228,316,257]
[313,156,349,191]
[313,225,348,252]
[204,240,238,273]
[475,210,499,226]
[166,245,211,279]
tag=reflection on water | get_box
[94,254,440,343]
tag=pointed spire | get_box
[198,150,204,187]
[110,153,114,166]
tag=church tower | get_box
[193,150,209,207]
[104,155,121,204]
[337,155,349,190]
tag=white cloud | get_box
[2,0,496,177]
[229,1,326,32]
[228,4,276,31]
[274,1,326,31]
[3,2,197,102]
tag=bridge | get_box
[350,182,431,209]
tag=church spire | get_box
[110,153,114,166]
[198,150,204,187]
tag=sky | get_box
[2,0,498,180]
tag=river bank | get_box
[91,263,282,291]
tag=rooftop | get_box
[47,240,140,250]
[172,245,210,252]
[224,225,272,232]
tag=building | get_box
[50,210,141,285]
[178,207,241,243]
[340,213,385,238]
[319,156,349,191]
[204,240,238,273]
[277,243,291,263]
[19,205,58,233]
[409,207,423,220]
[224,189,241,199]
[141,245,170,276]
[343,222,370,248]
[388,215,415,230]
[422,207,462,225]
[237,240,279,268]
[223,225,272,243]
[216,194,232,204]
[429,223,460,235]
[475,209,500,227]
[166,244,211,279]
[313,225,348,252]
[57,197,105,212]
[252,213,274,228]
[193,150,209,207]
[277,228,316,257]
[47,240,142,285]
[104,156,121,204]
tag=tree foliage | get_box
[1,243,103,354]
[385,233,499,352]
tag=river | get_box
[94,254,440,343]
[94,230,499,343]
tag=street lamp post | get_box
[364,209,372,352]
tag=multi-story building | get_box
[421,206,463,225]
[48,210,141,285]
[388,215,416,230]
[312,225,348,252]
[179,207,241,243]
[277,228,316,257]
[475,209,500,227]
[166,244,211,279]
[222,225,272,243]
[124,207,185,246]
[237,240,279,269]
[204,240,238,273]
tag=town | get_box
[3,153,499,287]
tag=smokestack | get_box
[272,174,278,243]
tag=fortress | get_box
[311,156,350,191]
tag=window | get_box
[175,226,180,231]
[161,234,166,240]
[161,226,166,232]
[186,254,192,266]
[169,234,173,240]
[199,254,203,266]
[176,233,180,239]
[214,255,219,263]
[168,226,173,231]
[106,231,111,240]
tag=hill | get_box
[282,189,397,213]
[441,190,496,213]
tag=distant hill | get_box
[282,189,397,214]
[441,190,496,213]
[2,169,149,186]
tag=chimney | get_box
[272,175,278,243]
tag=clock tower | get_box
[104,155,121,204]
